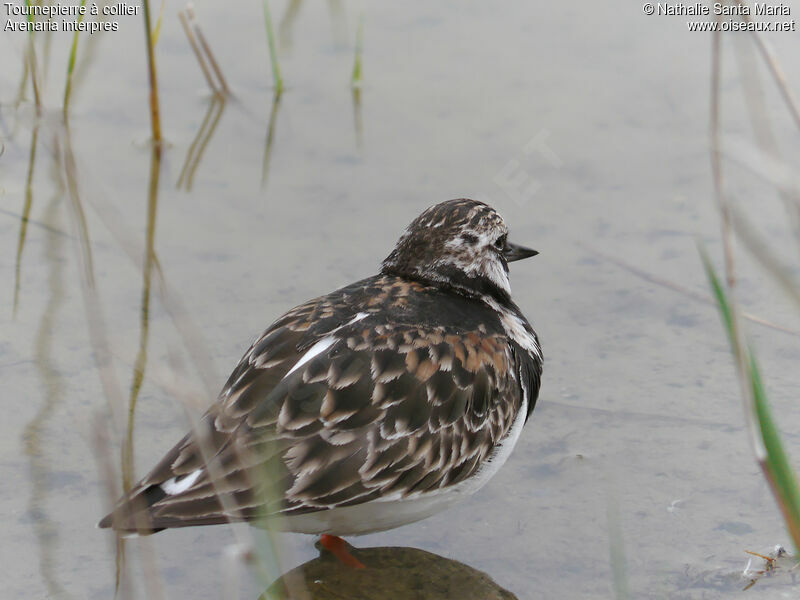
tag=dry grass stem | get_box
[186,4,230,95]
[731,27,800,247]
[261,92,282,189]
[724,141,800,200]
[162,355,286,587]
[710,23,737,290]
[734,0,800,131]
[729,207,800,314]
[583,243,800,338]
[142,0,162,142]
[177,95,226,190]
[178,8,220,95]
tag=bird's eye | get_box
[494,235,506,250]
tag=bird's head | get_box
[381,198,538,303]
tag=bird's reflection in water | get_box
[261,543,518,600]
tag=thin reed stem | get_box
[709,23,736,289]
[351,13,364,88]
[262,0,283,94]
[24,0,42,116]
[187,5,230,95]
[63,0,87,117]
[734,0,800,131]
[179,9,218,94]
[142,0,162,143]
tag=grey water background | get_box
[2,1,800,598]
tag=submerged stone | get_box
[262,543,518,600]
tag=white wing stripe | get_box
[284,312,369,378]
[160,468,202,495]
[285,337,336,377]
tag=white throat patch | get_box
[482,296,541,361]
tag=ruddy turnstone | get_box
[100,198,542,564]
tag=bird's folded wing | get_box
[101,300,524,531]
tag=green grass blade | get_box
[700,246,800,555]
[700,247,736,345]
[351,14,364,88]
[749,354,800,551]
[24,0,42,114]
[63,0,87,116]
[262,0,283,94]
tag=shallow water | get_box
[3,1,800,598]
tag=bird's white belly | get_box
[278,487,468,535]
[275,396,529,536]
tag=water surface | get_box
[2,2,800,598]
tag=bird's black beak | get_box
[504,242,539,262]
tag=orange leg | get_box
[318,534,366,569]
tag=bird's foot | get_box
[318,534,366,569]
